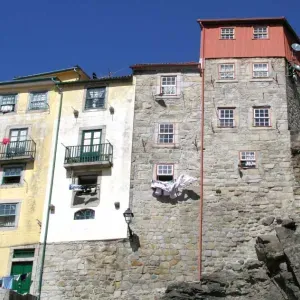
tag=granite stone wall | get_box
[39,68,201,300]
[201,57,298,274]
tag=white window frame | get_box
[219,64,235,80]
[0,203,18,228]
[156,164,174,180]
[0,94,17,113]
[253,26,268,39]
[253,107,271,127]
[161,76,177,95]
[158,123,174,144]
[220,28,235,40]
[253,63,269,78]
[240,151,256,169]
[218,108,235,128]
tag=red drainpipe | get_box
[198,22,205,281]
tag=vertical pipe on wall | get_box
[37,81,63,300]
[198,22,205,281]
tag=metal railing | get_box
[0,140,36,160]
[64,143,113,165]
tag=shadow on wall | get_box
[129,233,141,252]
[153,189,200,205]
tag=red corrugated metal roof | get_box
[130,62,199,69]
[197,17,300,43]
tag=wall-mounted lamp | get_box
[72,107,79,118]
[123,208,134,240]
[49,204,55,214]
[109,106,115,115]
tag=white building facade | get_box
[43,76,135,242]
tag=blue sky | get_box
[0,0,299,80]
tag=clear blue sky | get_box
[1,0,299,80]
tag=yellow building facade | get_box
[0,67,89,294]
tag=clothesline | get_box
[0,272,31,290]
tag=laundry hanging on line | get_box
[1,276,13,289]
[151,174,197,199]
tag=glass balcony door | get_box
[7,129,28,157]
[80,130,102,162]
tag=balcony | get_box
[0,140,36,162]
[64,143,113,170]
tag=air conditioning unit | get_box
[1,105,13,113]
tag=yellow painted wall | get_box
[0,72,81,277]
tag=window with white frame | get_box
[218,108,235,127]
[156,164,174,181]
[2,166,23,185]
[29,92,48,110]
[220,28,234,39]
[219,64,235,80]
[253,26,268,39]
[85,87,106,110]
[240,151,256,169]
[158,124,174,144]
[253,63,269,78]
[161,76,176,95]
[0,203,17,227]
[0,95,17,113]
[253,107,270,127]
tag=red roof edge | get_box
[130,62,200,70]
[197,17,300,43]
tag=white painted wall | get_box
[44,82,135,242]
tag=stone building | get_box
[198,17,300,274]
[37,63,201,300]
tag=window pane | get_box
[85,88,106,109]
[74,209,95,220]
[29,93,47,110]
[161,76,176,95]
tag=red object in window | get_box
[2,138,10,145]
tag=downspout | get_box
[198,22,205,281]
[37,79,63,300]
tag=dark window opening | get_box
[74,209,95,220]
[13,249,35,258]
[157,175,174,182]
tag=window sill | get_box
[0,184,24,189]
[249,127,275,130]
[27,109,49,114]
[153,144,179,149]
[83,108,106,112]
[155,95,180,100]
[213,127,238,133]
[215,80,238,83]
[0,112,17,116]
[250,78,273,82]
[0,226,17,231]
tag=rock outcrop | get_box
[162,219,300,299]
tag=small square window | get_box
[158,124,174,143]
[253,26,268,39]
[0,95,17,113]
[218,108,235,127]
[2,166,23,185]
[253,63,269,78]
[161,76,176,95]
[0,203,17,227]
[253,107,270,127]
[85,88,106,110]
[220,28,234,40]
[156,164,174,181]
[240,151,256,169]
[219,64,235,80]
[29,92,48,110]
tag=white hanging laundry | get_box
[151,174,197,199]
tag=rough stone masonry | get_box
[202,57,300,275]
[38,65,201,300]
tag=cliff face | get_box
[162,219,300,300]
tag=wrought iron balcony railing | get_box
[64,143,113,166]
[0,140,36,161]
